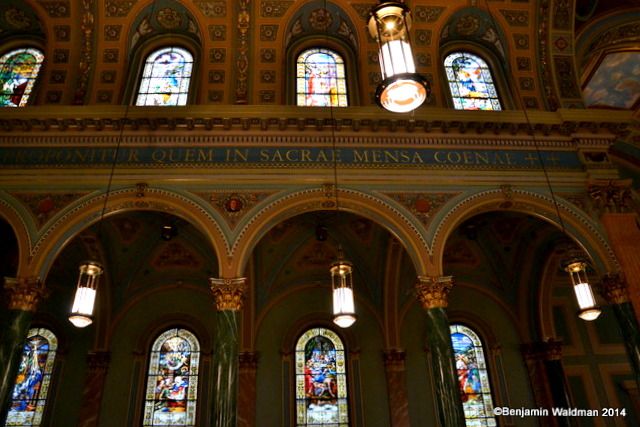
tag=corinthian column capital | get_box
[415,275,453,309]
[4,276,48,311]
[598,273,629,305]
[209,277,247,311]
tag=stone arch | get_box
[0,195,33,277]
[29,186,229,280]
[231,187,432,278]
[429,188,618,276]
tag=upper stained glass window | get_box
[296,48,348,107]
[143,328,200,426]
[450,324,497,427]
[6,328,58,427]
[444,52,502,111]
[136,47,193,106]
[0,48,44,107]
[295,327,348,426]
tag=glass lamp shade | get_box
[368,2,429,112]
[330,258,356,328]
[565,261,601,321]
[69,261,103,328]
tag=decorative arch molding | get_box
[231,187,433,278]
[0,192,36,276]
[429,188,619,275]
[29,186,229,279]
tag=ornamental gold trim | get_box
[415,276,453,309]
[4,276,48,311]
[209,277,247,311]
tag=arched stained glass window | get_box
[0,48,44,107]
[450,324,497,426]
[297,48,348,107]
[5,328,58,427]
[295,327,348,426]
[143,328,200,427]
[444,52,501,111]
[136,47,193,106]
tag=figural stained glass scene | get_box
[0,48,44,107]
[296,328,348,426]
[6,328,57,427]
[450,324,497,427]
[444,52,501,111]
[297,48,347,107]
[143,328,200,426]
[136,47,193,106]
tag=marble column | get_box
[415,276,465,426]
[599,274,640,388]
[209,277,247,427]
[237,352,258,427]
[0,277,48,425]
[540,339,575,427]
[382,349,410,427]
[78,351,111,427]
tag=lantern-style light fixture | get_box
[564,259,601,321]
[69,261,103,328]
[330,247,356,328]
[368,1,430,113]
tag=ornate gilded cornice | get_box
[3,276,49,311]
[209,277,247,311]
[415,276,453,309]
[0,106,631,138]
[598,273,629,305]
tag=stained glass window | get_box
[0,48,44,107]
[295,327,348,426]
[136,47,193,106]
[143,328,200,426]
[444,52,502,111]
[450,324,497,427]
[6,328,58,426]
[296,48,348,107]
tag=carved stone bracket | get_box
[588,179,634,215]
[598,273,629,305]
[4,276,49,311]
[209,277,247,311]
[415,276,453,309]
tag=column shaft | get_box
[213,310,240,427]
[383,350,410,427]
[77,351,111,427]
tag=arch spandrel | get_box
[230,187,433,279]
[29,187,229,280]
[429,188,619,276]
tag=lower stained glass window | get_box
[143,328,200,426]
[5,328,58,427]
[0,48,44,107]
[444,52,502,111]
[135,47,193,106]
[450,324,497,427]
[296,48,348,107]
[295,327,348,426]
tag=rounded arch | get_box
[231,187,433,278]
[0,196,34,277]
[29,186,229,280]
[429,188,618,276]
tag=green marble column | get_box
[416,276,465,427]
[0,277,47,425]
[599,274,640,388]
[209,277,246,427]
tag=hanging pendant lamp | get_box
[69,261,103,328]
[331,246,356,328]
[563,259,601,321]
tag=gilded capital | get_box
[541,338,563,361]
[415,276,453,309]
[209,277,247,311]
[598,273,629,305]
[4,276,48,311]
[587,179,634,214]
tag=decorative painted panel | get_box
[0,48,44,107]
[296,48,347,107]
[136,47,193,106]
[6,328,58,426]
[583,51,640,109]
[295,327,348,426]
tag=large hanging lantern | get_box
[330,248,356,328]
[564,260,601,321]
[368,1,430,113]
[69,261,103,328]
